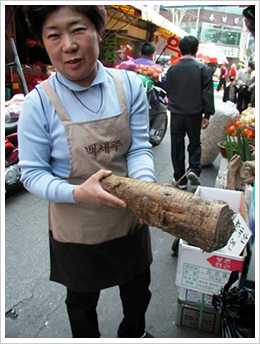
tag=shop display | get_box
[115,56,163,82]
[240,104,255,130]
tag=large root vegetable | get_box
[101,174,235,252]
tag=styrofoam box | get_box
[175,187,247,296]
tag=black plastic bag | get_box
[212,270,255,338]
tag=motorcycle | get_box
[138,74,168,146]
[5,96,23,191]
[150,85,168,146]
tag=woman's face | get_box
[42,6,101,87]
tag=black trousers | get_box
[65,267,151,338]
[237,88,251,113]
[170,113,202,182]
[217,78,227,91]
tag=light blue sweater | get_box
[18,61,156,203]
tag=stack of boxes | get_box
[174,186,252,335]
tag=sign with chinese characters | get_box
[218,213,252,255]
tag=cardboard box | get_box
[175,187,247,296]
[178,287,214,308]
[175,299,221,335]
[195,186,247,219]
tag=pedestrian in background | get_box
[223,76,238,104]
[236,61,255,112]
[18,5,156,339]
[217,63,228,91]
[134,42,167,145]
[229,63,237,79]
[166,35,215,189]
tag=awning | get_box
[108,5,187,40]
[196,43,229,64]
[136,5,187,40]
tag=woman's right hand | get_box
[73,170,127,208]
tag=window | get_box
[201,23,241,46]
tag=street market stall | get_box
[101,5,187,67]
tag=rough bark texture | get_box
[101,174,235,252]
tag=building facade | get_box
[160,5,254,67]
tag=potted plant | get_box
[218,120,254,162]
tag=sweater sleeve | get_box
[124,71,157,182]
[18,90,76,203]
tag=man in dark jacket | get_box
[166,35,215,189]
[223,76,238,104]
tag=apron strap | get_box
[41,80,71,123]
[42,72,128,122]
[111,69,128,115]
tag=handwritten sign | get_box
[218,213,252,255]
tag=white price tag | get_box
[218,213,252,255]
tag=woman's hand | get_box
[73,170,127,208]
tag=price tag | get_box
[218,213,252,255]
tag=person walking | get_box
[166,35,215,189]
[223,76,239,104]
[18,5,156,339]
[217,63,228,91]
[236,61,255,112]
[134,42,167,145]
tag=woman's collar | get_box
[56,60,109,91]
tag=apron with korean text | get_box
[41,70,152,292]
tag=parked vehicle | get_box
[151,85,168,146]
[5,132,20,189]
[5,96,23,191]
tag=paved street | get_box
[4,91,224,341]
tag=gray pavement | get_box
[4,91,224,341]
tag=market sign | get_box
[165,36,182,59]
[220,46,240,58]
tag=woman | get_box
[228,63,237,79]
[19,5,156,338]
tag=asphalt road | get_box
[4,92,223,341]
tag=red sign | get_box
[207,255,244,272]
[166,36,181,59]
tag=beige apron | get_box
[42,70,139,245]
[41,70,152,292]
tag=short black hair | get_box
[248,62,255,70]
[23,5,107,44]
[140,42,155,56]
[178,35,199,56]
[243,5,255,37]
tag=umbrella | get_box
[196,43,228,64]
